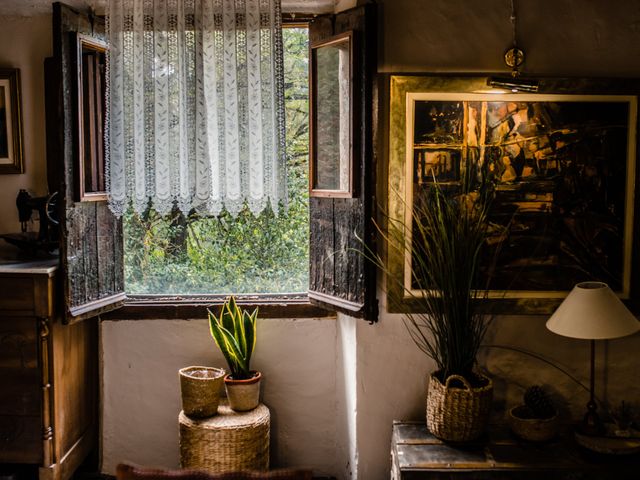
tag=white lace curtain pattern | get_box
[106,0,286,217]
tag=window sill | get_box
[101,293,336,320]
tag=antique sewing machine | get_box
[0,189,59,254]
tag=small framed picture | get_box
[0,68,24,174]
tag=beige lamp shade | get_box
[546,282,640,340]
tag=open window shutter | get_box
[308,5,378,321]
[46,2,125,323]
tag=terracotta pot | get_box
[225,371,262,411]
[179,366,225,418]
[426,371,493,442]
[509,405,559,442]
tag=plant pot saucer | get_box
[575,424,640,455]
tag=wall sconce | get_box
[488,0,539,93]
[487,73,539,93]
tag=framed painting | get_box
[0,68,24,174]
[387,76,640,314]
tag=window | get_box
[123,26,310,295]
[49,3,375,322]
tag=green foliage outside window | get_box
[123,28,310,294]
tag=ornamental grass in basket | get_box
[372,170,506,442]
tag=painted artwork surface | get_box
[411,97,633,294]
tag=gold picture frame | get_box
[0,68,24,174]
[387,76,639,314]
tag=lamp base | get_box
[579,401,605,436]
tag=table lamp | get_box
[546,282,640,436]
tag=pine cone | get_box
[523,385,556,419]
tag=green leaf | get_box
[206,297,259,379]
[233,298,247,358]
[208,309,237,375]
[216,325,248,377]
[244,307,258,366]
[222,296,237,333]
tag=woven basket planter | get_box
[179,366,225,418]
[509,405,559,442]
[426,371,493,442]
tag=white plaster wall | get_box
[101,318,340,477]
[0,15,51,234]
[354,310,429,480]
[335,314,358,479]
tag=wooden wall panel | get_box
[308,5,377,320]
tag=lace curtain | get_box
[106,0,286,217]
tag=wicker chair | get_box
[115,464,313,480]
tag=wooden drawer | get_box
[0,316,40,417]
[0,316,38,368]
[0,276,35,312]
[0,414,42,463]
[0,367,40,416]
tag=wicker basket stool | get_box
[179,401,270,473]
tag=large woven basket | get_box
[180,402,270,473]
[426,371,493,442]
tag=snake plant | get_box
[208,296,258,380]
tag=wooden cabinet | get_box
[391,421,640,479]
[0,256,97,480]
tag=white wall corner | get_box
[335,313,359,479]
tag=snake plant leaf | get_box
[209,306,249,377]
[243,307,258,366]
[221,297,236,333]
[233,300,247,359]
[217,325,249,376]
[208,309,237,374]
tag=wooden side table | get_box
[179,402,270,473]
[391,420,640,479]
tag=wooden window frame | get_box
[104,294,334,320]
[74,33,108,202]
[309,30,356,198]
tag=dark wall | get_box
[379,0,640,76]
